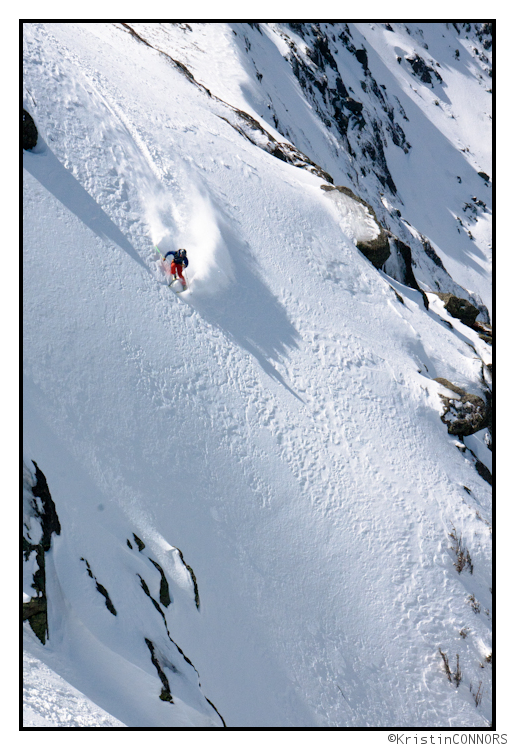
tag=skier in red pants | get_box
[164,249,189,289]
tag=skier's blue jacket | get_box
[164,250,189,268]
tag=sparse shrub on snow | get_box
[470,680,484,707]
[438,649,462,687]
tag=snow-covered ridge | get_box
[23,22,492,727]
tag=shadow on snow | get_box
[188,221,304,403]
[23,141,145,270]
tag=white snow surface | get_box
[23,651,126,727]
[23,23,492,728]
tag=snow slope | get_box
[23,23,492,728]
[23,651,126,727]
[163,22,492,313]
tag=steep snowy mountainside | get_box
[156,22,492,315]
[23,22,492,728]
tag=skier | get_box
[164,248,189,289]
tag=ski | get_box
[168,275,187,291]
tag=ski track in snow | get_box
[23,22,492,728]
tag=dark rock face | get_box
[391,238,429,308]
[434,378,489,437]
[475,459,492,485]
[31,462,61,547]
[145,638,175,703]
[354,48,368,69]
[22,462,61,643]
[343,97,363,114]
[81,558,118,616]
[421,238,446,270]
[23,109,38,150]
[405,54,442,86]
[436,294,479,327]
[356,232,391,269]
[321,184,391,268]
[149,558,172,608]
[279,23,404,194]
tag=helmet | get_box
[179,248,187,257]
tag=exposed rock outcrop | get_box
[436,294,479,327]
[434,378,489,437]
[343,97,364,114]
[281,23,403,193]
[356,230,391,269]
[22,462,61,643]
[321,184,391,268]
[81,558,118,616]
[474,458,492,485]
[405,54,442,86]
[474,321,492,345]
[435,294,491,342]
[389,238,429,308]
[23,109,38,151]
